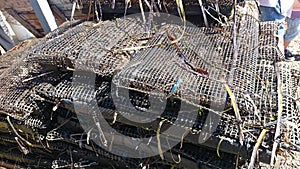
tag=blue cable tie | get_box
[170,78,182,95]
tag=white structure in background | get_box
[2,11,35,42]
[29,0,58,33]
[0,10,35,54]
[0,11,15,40]
[0,10,15,54]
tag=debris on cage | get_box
[0,0,299,168]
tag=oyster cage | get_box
[0,1,298,168]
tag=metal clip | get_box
[74,161,97,168]
[51,160,71,169]
[46,130,63,141]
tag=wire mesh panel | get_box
[26,18,146,77]
[0,61,66,120]
[0,39,39,75]
[111,0,263,146]
[258,21,283,61]
[276,62,300,150]
[0,1,298,168]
